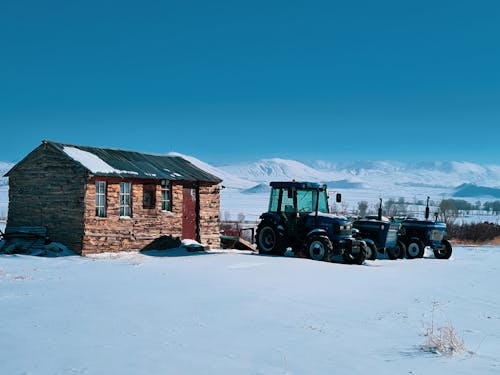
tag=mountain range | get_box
[2,156,500,199]
[208,158,500,197]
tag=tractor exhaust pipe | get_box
[425,196,430,220]
[377,198,382,221]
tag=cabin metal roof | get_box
[5,141,222,183]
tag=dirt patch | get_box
[451,236,500,246]
[489,236,500,245]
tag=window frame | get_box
[95,181,107,218]
[161,180,172,212]
[119,182,132,217]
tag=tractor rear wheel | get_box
[406,239,425,259]
[306,235,333,262]
[434,239,452,259]
[343,241,367,265]
[256,220,287,256]
[388,241,405,260]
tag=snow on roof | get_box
[63,146,139,175]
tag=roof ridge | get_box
[44,140,183,159]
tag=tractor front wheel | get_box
[306,235,333,262]
[256,221,287,256]
[406,240,425,259]
[343,241,367,265]
[434,239,452,259]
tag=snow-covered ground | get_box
[1,246,500,374]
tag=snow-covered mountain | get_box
[2,154,500,199]
[167,152,253,189]
[217,158,366,189]
[307,160,500,188]
[216,158,500,191]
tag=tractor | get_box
[395,197,453,259]
[352,199,406,260]
[255,181,366,264]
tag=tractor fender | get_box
[409,236,422,244]
[363,238,376,248]
[259,212,284,227]
[306,228,328,238]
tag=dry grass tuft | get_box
[421,302,466,356]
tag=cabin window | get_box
[95,181,107,217]
[161,180,172,211]
[120,182,132,217]
[143,184,156,209]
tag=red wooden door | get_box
[182,185,198,240]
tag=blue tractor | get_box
[396,197,453,259]
[256,181,366,264]
[352,199,406,260]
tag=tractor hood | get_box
[305,212,350,223]
[401,219,447,231]
[303,212,353,236]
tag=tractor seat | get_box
[284,204,295,213]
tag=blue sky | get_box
[1,0,499,165]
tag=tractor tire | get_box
[434,239,452,259]
[388,241,405,260]
[406,239,425,259]
[343,241,367,265]
[365,242,377,261]
[306,235,333,262]
[256,220,287,256]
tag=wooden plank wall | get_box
[6,143,86,251]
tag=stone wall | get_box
[198,183,221,247]
[82,178,221,254]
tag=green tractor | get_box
[256,181,366,264]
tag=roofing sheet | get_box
[47,141,222,183]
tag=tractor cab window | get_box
[317,190,329,213]
[281,189,294,213]
[296,189,329,213]
[269,188,280,212]
[297,189,314,212]
[269,187,295,213]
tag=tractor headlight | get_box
[430,230,444,241]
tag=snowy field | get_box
[1,246,499,374]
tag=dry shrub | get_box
[422,324,466,355]
[448,222,500,243]
[421,302,466,356]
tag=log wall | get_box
[6,143,86,251]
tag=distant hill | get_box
[241,183,271,194]
[321,180,364,189]
[2,153,500,201]
[167,152,253,189]
[217,158,500,193]
[453,183,500,198]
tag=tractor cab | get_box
[256,181,365,264]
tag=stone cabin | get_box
[4,140,222,254]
